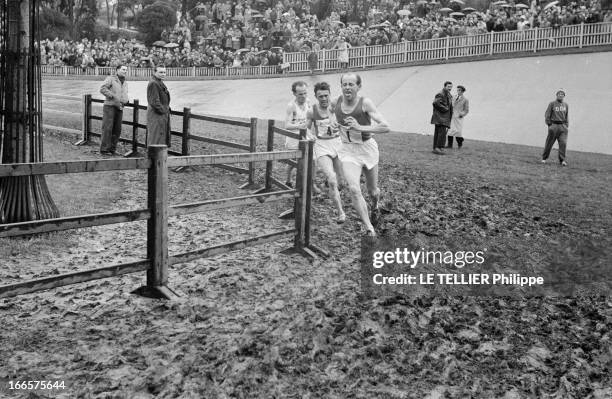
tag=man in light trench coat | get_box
[447,85,469,149]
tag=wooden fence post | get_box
[240,117,259,189]
[265,119,275,191]
[489,31,494,55]
[303,137,314,248]
[75,94,92,145]
[125,99,140,157]
[534,27,539,52]
[293,139,310,251]
[286,138,327,259]
[181,107,191,156]
[579,23,584,48]
[134,145,178,299]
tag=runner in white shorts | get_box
[332,73,390,237]
[284,81,311,187]
[306,81,346,223]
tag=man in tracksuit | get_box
[541,89,569,166]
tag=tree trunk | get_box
[0,0,59,224]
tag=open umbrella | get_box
[450,11,465,17]
[439,7,453,12]
[515,3,529,8]
[492,0,507,4]
[195,4,206,9]
[397,9,411,16]
[462,7,476,12]
[450,0,465,4]
[164,42,179,48]
[543,0,558,9]
[152,40,166,47]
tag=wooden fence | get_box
[79,94,262,189]
[44,93,310,193]
[0,141,327,299]
[40,22,612,79]
[284,22,612,73]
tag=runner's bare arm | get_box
[306,109,314,130]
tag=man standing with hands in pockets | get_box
[146,66,171,147]
[431,81,453,155]
[541,89,569,166]
[99,64,129,155]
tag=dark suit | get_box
[430,89,453,150]
[146,76,171,147]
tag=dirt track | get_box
[1,130,611,398]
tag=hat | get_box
[556,88,566,95]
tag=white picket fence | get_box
[41,21,612,78]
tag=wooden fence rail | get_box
[40,22,612,79]
[0,144,327,299]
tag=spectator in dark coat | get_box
[430,81,453,155]
[146,66,171,147]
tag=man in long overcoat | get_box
[147,66,171,147]
[430,81,453,155]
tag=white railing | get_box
[41,22,612,79]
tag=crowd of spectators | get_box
[41,0,612,69]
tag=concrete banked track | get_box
[44,51,612,154]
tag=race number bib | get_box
[339,125,363,144]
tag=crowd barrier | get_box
[40,22,612,79]
[0,140,327,299]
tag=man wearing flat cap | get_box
[541,89,569,166]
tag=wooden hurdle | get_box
[0,141,325,300]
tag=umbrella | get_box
[164,42,179,48]
[450,11,465,16]
[492,0,507,4]
[332,20,345,27]
[444,17,456,21]
[195,4,206,9]
[397,9,411,15]
[450,0,465,4]
[462,7,476,12]
[195,15,207,21]
[501,4,511,7]
[236,48,250,53]
[152,40,166,47]
[439,7,453,12]
[543,0,558,9]
[515,3,529,8]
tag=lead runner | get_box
[332,73,390,237]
